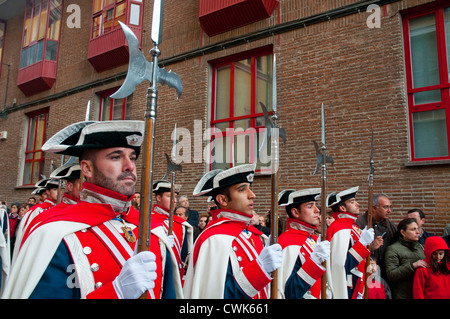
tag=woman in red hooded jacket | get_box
[413,236,450,299]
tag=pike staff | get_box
[163,123,182,235]
[110,0,182,254]
[364,129,375,299]
[313,102,334,299]
[268,53,283,299]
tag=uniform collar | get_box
[214,208,253,224]
[286,218,316,235]
[332,211,358,221]
[153,204,169,217]
[79,182,132,215]
[61,193,78,205]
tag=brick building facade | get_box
[0,0,449,235]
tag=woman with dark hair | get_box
[384,218,427,299]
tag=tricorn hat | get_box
[282,188,321,207]
[327,186,359,207]
[42,120,145,158]
[50,162,81,181]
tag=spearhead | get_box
[151,0,164,45]
[272,54,277,115]
[321,103,325,146]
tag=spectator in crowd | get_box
[178,195,199,228]
[407,208,435,245]
[356,193,397,278]
[384,218,427,299]
[413,236,450,299]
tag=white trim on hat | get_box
[41,121,97,153]
[50,163,80,180]
[192,169,223,196]
[285,188,321,206]
[212,163,257,189]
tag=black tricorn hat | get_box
[42,120,145,158]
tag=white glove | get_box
[310,238,330,265]
[257,243,282,274]
[167,234,175,247]
[113,251,157,299]
[359,226,375,246]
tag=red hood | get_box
[424,236,449,263]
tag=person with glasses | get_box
[356,193,397,279]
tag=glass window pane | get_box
[256,54,273,114]
[45,40,57,60]
[23,162,32,185]
[30,2,41,43]
[234,134,250,164]
[20,48,28,68]
[92,15,102,38]
[115,2,126,26]
[35,113,46,149]
[47,0,62,41]
[38,0,48,40]
[413,109,448,158]
[103,8,114,33]
[444,8,450,81]
[234,60,251,117]
[23,2,32,47]
[36,40,44,62]
[101,96,111,120]
[124,95,132,120]
[215,66,230,120]
[409,14,440,89]
[211,136,231,170]
[413,89,441,105]
[130,3,140,26]
[104,0,115,7]
[234,119,250,130]
[32,161,41,183]
[93,0,103,13]
[27,44,36,65]
[112,98,123,120]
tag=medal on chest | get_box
[120,219,136,243]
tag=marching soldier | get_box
[11,163,81,263]
[326,186,375,299]
[151,180,193,289]
[2,120,157,299]
[276,188,330,299]
[183,164,283,299]
[50,162,81,207]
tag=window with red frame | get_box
[23,108,48,186]
[403,4,450,161]
[20,0,62,69]
[97,91,132,121]
[92,0,142,39]
[209,47,274,171]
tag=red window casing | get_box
[199,0,279,36]
[88,0,143,72]
[402,1,450,162]
[209,46,274,172]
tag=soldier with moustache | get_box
[2,121,157,299]
[276,188,331,299]
[151,180,193,285]
[183,164,283,299]
[325,187,375,299]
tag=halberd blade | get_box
[110,22,153,99]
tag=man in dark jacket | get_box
[356,193,397,278]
